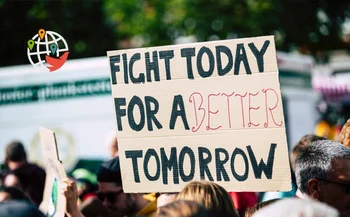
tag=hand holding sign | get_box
[61,178,85,217]
[108,36,291,193]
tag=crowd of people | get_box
[1,119,350,217]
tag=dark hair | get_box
[157,200,210,217]
[0,186,31,202]
[3,167,46,205]
[245,199,279,217]
[96,157,122,185]
[5,141,27,162]
[292,135,325,155]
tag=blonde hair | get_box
[157,200,209,217]
[338,119,350,148]
[177,181,239,217]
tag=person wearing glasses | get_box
[295,139,350,217]
[95,156,157,217]
[62,157,157,217]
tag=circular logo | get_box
[29,128,77,172]
[27,29,69,72]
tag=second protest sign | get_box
[107,35,291,193]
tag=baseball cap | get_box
[96,157,122,185]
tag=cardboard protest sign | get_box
[39,127,67,217]
[107,36,291,193]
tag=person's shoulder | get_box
[0,201,45,217]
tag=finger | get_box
[62,178,76,186]
[72,181,78,192]
[62,178,70,185]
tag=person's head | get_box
[295,139,350,215]
[80,197,110,217]
[252,198,338,217]
[0,186,30,202]
[0,201,45,217]
[245,199,279,217]
[157,200,210,217]
[3,165,45,206]
[72,168,98,200]
[290,134,325,171]
[177,181,239,217]
[96,156,145,217]
[5,141,27,169]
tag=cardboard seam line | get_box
[107,35,275,55]
[117,127,287,140]
[109,70,280,86]
[279,171,293,191]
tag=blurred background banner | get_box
[0,0,350,174]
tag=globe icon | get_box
[27,30,69,69]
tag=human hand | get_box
[61,178,84,217]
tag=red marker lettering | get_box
[248,91,260,127]
[189,92,206,132]
[206,93,222,131]
[221,92,235,128]
[235,92,248,128]
[262,88,283,128]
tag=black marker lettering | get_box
[247,143,276,179]
[159,50,174,80]
[231,148,249,181]
[198,147,214,181]
[248,40,270,73]
[125,150,143,183]
[181,48,196,79]
[160,147,179,184]
[145,96,162,131]
[170,95,190,130]
[234,43,251,75]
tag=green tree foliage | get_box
[103,0,185,47]
[278,0,350,53]
[0,0,349,67]
[180,0,278,40]
[180,0,350,54]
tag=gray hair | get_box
[295,140,350,194]
[253,198,339,217]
